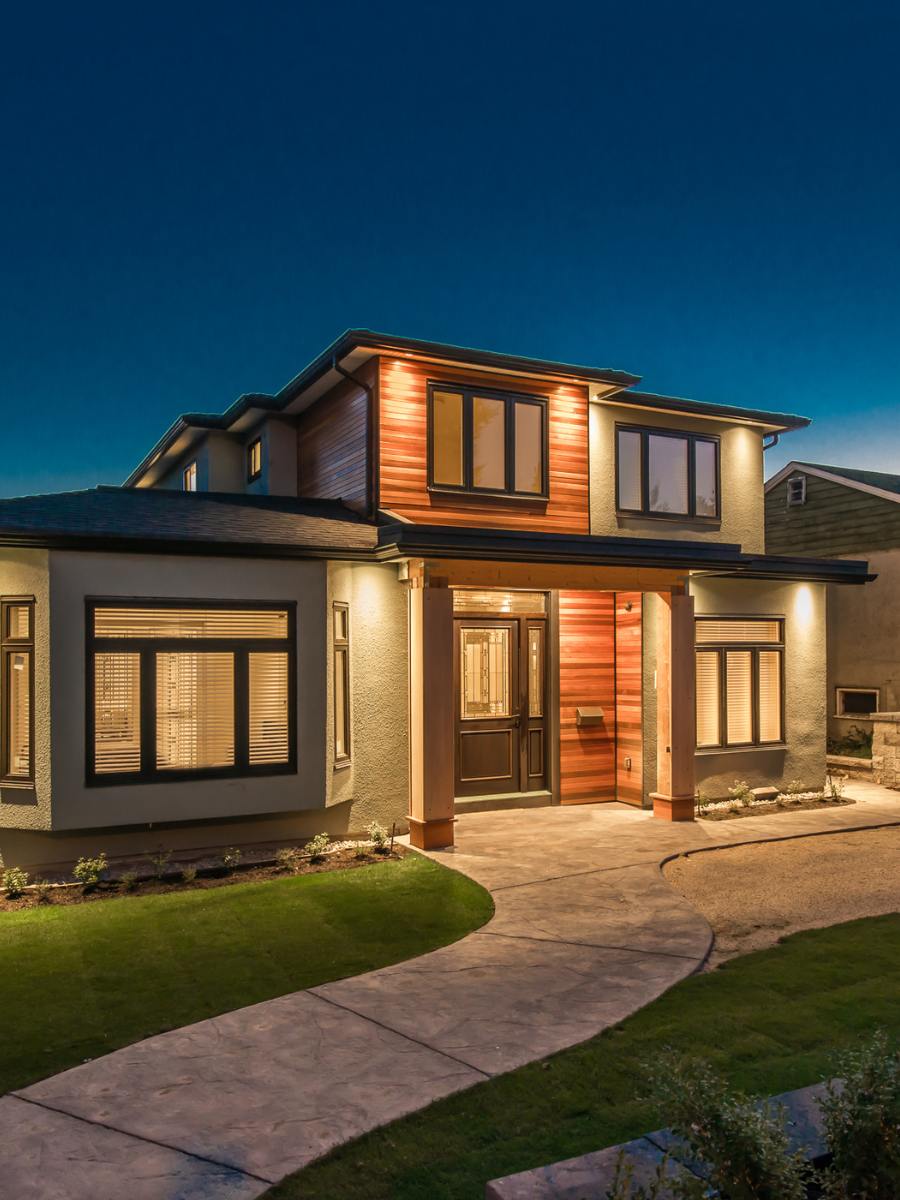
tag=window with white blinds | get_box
[2,598,35,782]
[695,617,784,749]
[87,601,295,783]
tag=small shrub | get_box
[826,773,845,801]
[643,1052,809,1199]
[275,847,301,873]
[354,841,369,859]
[119,870,138,893]
[785,778,805,797]
[146,848,172,879]
[32,878,52,903]
[695,791,713,815]
[366,821,389,853]
[305,832,330,863]
[181,865,198,884]
[819,1030,900,1198]
[728,779,754,808]
[73,853,108,891]
[2,866,29,898]
[221,847,243,872]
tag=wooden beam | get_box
[651,590,696,821]
[407,579,455,848]
[423,559,685,593]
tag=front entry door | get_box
[454,616,546,797]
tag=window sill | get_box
[833,714,876,721]
[333,758,352,772]
[428,486,549,507]
[696,743,788,756]
[617,510,721,525]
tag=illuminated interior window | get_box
[182,461,197,492]
[333,602,350,763]
[428,384,548,497]
[460,627,510,719]
[695,617,784,749]
[528,626,544,718]
[453,590,546,615]
[2,598,34,782]
[88,602,293,782]
[247,437,262,481]
[617,426,718,519]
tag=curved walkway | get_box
[3,781,898,1199]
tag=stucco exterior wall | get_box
[590,402,766,552]
[0,549,52,833]
[44,550,328,831]
[326,562,409,831]
[156,432,244,493]
[690,577,827,797]
[826,547,900,742]
[245,419,298,498]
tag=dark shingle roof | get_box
[790,462,900,497]
[0,487,380,557]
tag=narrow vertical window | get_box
[182,461,197,492]
[249,653,290,765]
[94,652,141,773]
[616,428,642,511]
[695,650,721,749]
[2,599,34,782]
[472,396,506,490]
[333,602,350,763]
[528,625,544,718]
[514,401,544,494]
[247,437,262,482]
[431,390,464,487]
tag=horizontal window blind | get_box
[156,652,235,770]
[695,651,720,748]
[94,607,288,639]
[758,650,783,743]
[94,653,141,773]
[249,652,290,765]
[7,651,31,778]
[696,619,782,644]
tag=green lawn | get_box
[0,854,491,1095]
[267,913,900,1200]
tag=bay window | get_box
[87,601,295,784]
[695,617,783,749]
[429,383,548,498]
[617,425,719,519]
[2,598,34,783]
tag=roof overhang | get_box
[766,461,900,504]
[598,391,810,434]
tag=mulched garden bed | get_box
[0,843,406,913]
[699,796,855,821]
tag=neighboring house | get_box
[0,331,870,870]
[765,460,900,748]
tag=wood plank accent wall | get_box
[614,592,643,806]
[378,356,590,533]
[558,591,616,804]
[296,360,375,512]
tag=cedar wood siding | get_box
[378,356,590,532]
[614,592,643,806]
[766,473,900,555]
[558,590,616,804]
[296,359,375,513]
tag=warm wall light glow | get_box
[794,584,814,625]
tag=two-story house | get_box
[0,331,870,870]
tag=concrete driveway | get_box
[3,782,898,1199]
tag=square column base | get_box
[650,792,695,822]
[408,815,455,849]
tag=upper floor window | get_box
[247,437,262,483]
[182,461,197,492]
[2,598,34,783]
[87,601,295,785]
[428,384,548,499]
[786,475,807,506]
[616,425,719,519]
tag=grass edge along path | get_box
[0,853,493,1096]
[266,912,900,1200]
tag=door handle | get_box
[511,713,521,727]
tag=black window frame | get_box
[182,461,197,492]
[85,598,297,787]
[247,437,262,483]
[616,423,721,521]
[695,616,785,750]
[427,381,550,501]
[1,597,35,784]
[333,601,351,767]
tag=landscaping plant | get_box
[2,866,29,898]
[222,847,243,872]
[819,1030,900,1199]
[728,779,755,808]
[118,871,138,893]
[275,847,302,873]
[32,879,52,904]
[366,821,389,853]
[146,848,172,879]
[305,833,330,863]
[72,853,108,891]
[181,866,198,884]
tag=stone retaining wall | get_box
[871,712,900,789]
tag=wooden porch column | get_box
[407,577,455,848]
[651,589,696,821]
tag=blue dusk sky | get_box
[1,1,899,497]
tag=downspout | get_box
[763,432,780,451]
[333,355,379,522]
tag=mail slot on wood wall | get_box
[576,707,605,727]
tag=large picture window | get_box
[695,617,784,749]
[617,425,719,519]
[2,598,35,783]
[429,383,548,498]
[87,601,295,784]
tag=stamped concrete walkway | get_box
[4,782,898,1199]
